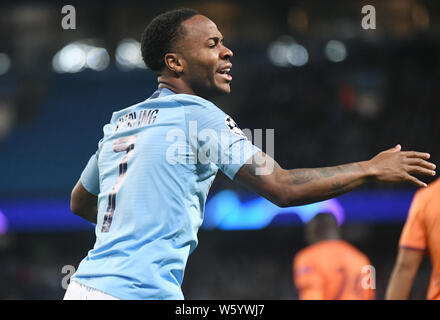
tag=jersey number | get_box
[101,135,137,232]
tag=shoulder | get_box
[109,100,147,123]
[406,184,437,220]
[333,239,370,265]
[337,241,370,263]
[172,94,219,110]
[294,245,319,265]
[413,178,440,204]
[409,179,440,223]
[175,95,234,128]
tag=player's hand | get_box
[366,145,436,187]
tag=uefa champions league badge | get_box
[225,116,247,139]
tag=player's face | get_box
[177,15,233,98]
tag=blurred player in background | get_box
[65,8,436,300]
[293,213,375,300]
[386,178,440,300]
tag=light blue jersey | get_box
[71,88,259,299]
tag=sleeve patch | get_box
[225,115,247,139]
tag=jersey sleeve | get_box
[293,253,324,300]
[185,99,260,180]
[399,191,427,251]
[80,153,100,196]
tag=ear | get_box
[164,53,184,74]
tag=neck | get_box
[157,75,196,96]
[310,234,340,246]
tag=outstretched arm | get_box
[234,145,436,207]
[385,248,425,300]
[71,179,98,224]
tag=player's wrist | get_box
[359,160,377,181]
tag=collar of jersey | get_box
[149,87,176,100]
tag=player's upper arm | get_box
[385,246,425,300]
[234,151,291,207]
[71,179,97,214]
[398,191,428,251]
[394,189,428,270]
[71,153,100,223]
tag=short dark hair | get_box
[141,8,199,73]
[305,212,340,244]
[308,213,338,232]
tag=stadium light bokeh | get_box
[267,36,309,67]
[86,47,110,71]
[52,41,110,73]
[286,43,309,67]
[0,53,11,75]
[115,38,147,71]
[324,40,347,63]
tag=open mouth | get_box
[217,67,232,81]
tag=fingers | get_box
[401,151,431,159]
[407,165,436,177]
[385,144,401,152]
[405,158,437,170]
[402,152,436,179]
[405,174,428,188]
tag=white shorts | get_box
[63,280,120,300]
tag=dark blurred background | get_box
[0,0,438,299]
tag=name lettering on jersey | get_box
[115,109,159,131]
[138,109,159,127]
